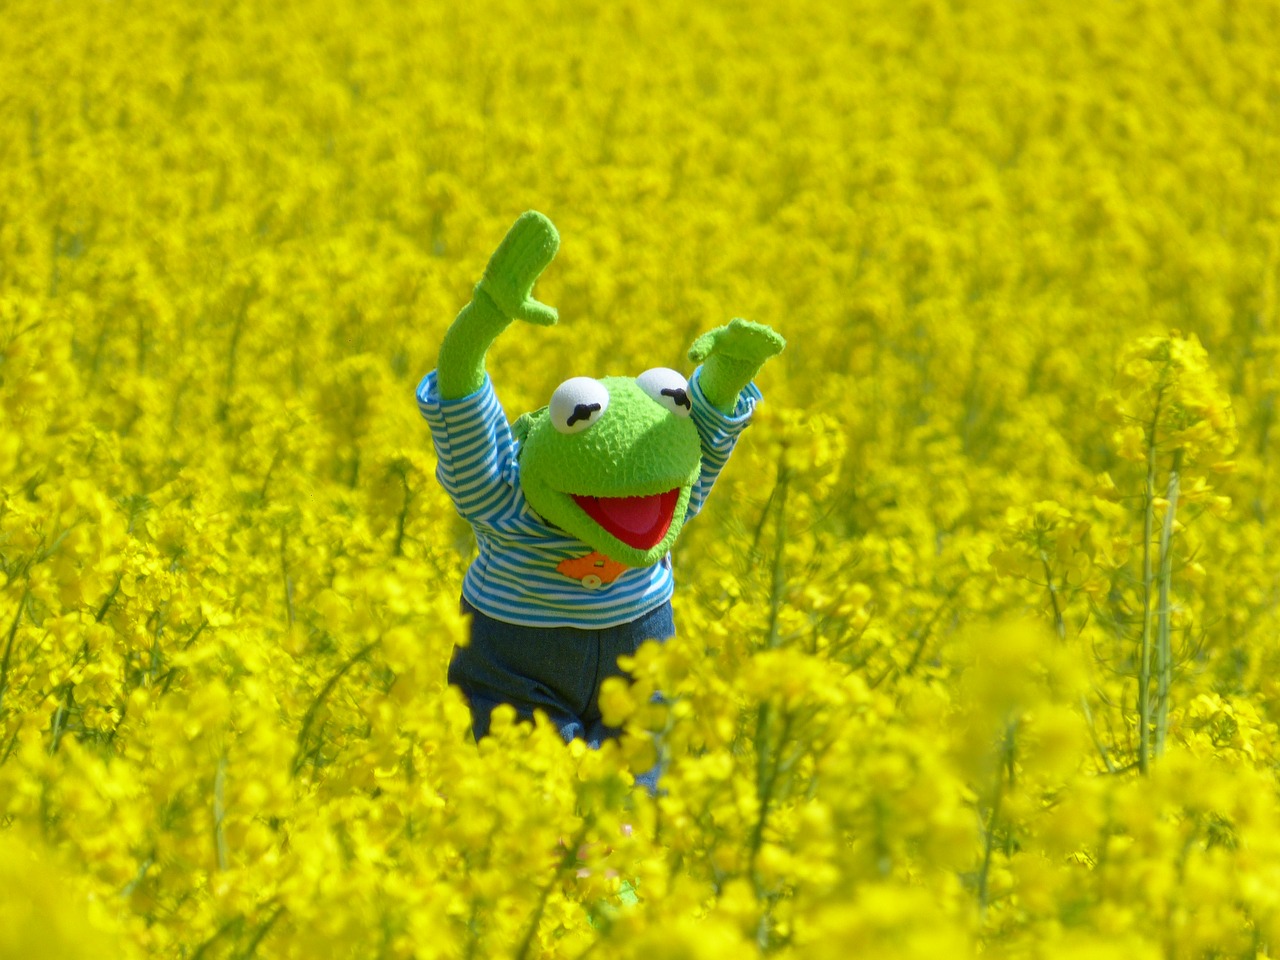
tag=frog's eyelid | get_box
[636,367,692,418]
[549,377,610,433]
[567,402,602,426]
[660,387,691,410]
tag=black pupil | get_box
[661,387,691,410]
[567,402,601,426]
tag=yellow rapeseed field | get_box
[2,0,1279,956]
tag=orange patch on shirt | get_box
[556,551,629,589]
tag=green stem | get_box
[1039,552,1065,641]
[280,529,294,629]
[291,641,377,775]
[214,754,229,871]
[1154,449,1183,758]
[977,720,1018,914]
[1037,553,1118,771]
[765,460,789,651]
[1137,392,1164,775]
[235,904,284,960]
[48,682,75,755]
[1080,694,1118,774]
[219,282,257,420]
[748,706,793,895]
[190,915,246,960]
[513,822,590,960]
[0,588,29,715]
[94,573,123,622]
[393,469,412,557]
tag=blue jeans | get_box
[450,596,675,749]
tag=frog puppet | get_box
[416,211,784,747]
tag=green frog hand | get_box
[436,211,560,399]
[475,210,560,326]
[688,318,786,413]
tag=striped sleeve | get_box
[686,365,761,519]
[415,371,520,523]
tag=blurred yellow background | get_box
[1,0,1278,956]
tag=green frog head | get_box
[434,210,784,570]
[513,368,702,567]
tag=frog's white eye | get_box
[549,377,610,434]
[636,367,691,418]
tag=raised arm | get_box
[688,318,786,414]
[436,211,560,400]
[679,318,785,519]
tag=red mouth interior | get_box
[571,488,682,550]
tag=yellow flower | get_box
[1,0,1277,955]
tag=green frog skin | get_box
[422,210,783,751]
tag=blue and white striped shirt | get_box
[416,367,760,628]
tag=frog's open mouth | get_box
[570,488,682,550]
